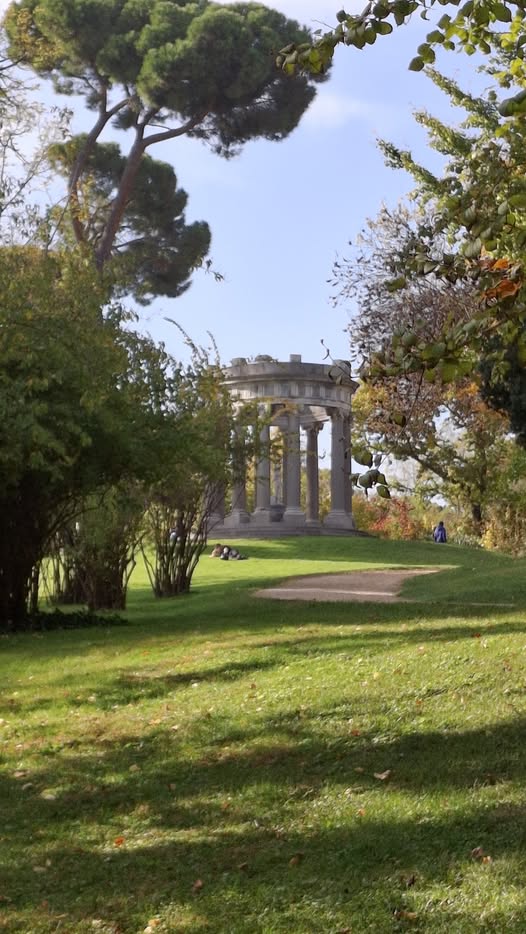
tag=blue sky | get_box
[1,0,487,370]
[137,1,486,369]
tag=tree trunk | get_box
[471,502,483,527]
[0,490,46,629]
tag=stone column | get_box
[223,421,250,528]
[207,484,225,535]
[324,408,355,530]
[343,415,353,516]
[305,424,321,527]
[253,418,272,524]
[283,410,305,526]
[281,442,288,507]
[272,452,283,505]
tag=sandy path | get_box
[255,568,441,603]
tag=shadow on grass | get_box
[4,706,526,931]
[8,610,526,720]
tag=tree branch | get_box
[143,111,208,149]
[68,87,131,245]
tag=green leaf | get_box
[375,20,394,34]
[409,56,425,71]
[358,471,374,489]
[353,446,374,468]
[493,3,512,22]
[440,361,459,383]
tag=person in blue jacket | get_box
[433,520,447,543]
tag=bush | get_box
[352,495,428,540]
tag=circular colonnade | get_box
[210,354,359,537]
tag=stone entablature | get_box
[225,357,354,415]
[210,354,359,537]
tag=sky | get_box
[137,1,485,369]
[0,0,489,374]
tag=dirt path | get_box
[255,568,441,603]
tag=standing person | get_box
[433,520,447,543]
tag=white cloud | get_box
[303,89,372,129]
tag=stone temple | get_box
[210,354,359,537]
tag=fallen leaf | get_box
[393,909,418,921]
[357,807,366,817]
[221,801,231,811]
[354,766,365,773]
[350,729,361,736]
[374,769,392,782]
[114,836,125,847]
[129,764,140,773]
[192,879,204,892]
[237,862,249,871]
[471,846,485,860]
[482,855,493,863]
[289,852,304,867]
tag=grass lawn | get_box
[2,536,526,932]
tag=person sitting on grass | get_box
[210,543,223,557]
[219,546,248,561]
[433,520,447,543]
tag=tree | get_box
[5,0,323,299]
[481,441,526,555]
[330,201,512,524]
[0,244,225,627]
[0,36,72,243]
[353,379,509,527]
[141,340,239,598]
[329,202,478,371]
[325,65,526,446]
[58,483,145,611]
[0,248,126,626]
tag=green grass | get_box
[2,537,526,932]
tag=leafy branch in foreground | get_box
[277,0,526,76]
